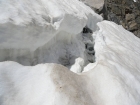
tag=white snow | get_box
[70,57,84,73]
[0,20,140,105]
[79,0,104,9]
[86,21,140,105]
[0,0,140,105]
[133,0,137,2]
[0,0,102,66]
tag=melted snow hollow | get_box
[0,0,140,105]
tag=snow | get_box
[86,21,140,105]
[133,0,137,2]
[70,57,84,73]
[79,0,104,9]
[0,0,102,66]
[0,0,140,105]
[0,20,140,105]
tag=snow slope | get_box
[0,0,102,66]
[0,20,140,105]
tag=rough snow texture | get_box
[0,21,140,105]
[0,0,102,66]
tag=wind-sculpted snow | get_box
[0,0,102,66]
[0,21,140,105]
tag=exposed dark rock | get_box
[125,14,135,22]
[83,26,93,33]
[102,0,140,37]
[80,0,140,38]
[90,0,139,37]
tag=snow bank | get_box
[0,20,140,105]
[84,21,140,105]
[0,0,102,66]
[0,62,94,105]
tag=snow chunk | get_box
[70,57,84,73]
[0,0,102,66]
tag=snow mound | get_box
[0,0,102,66]
[0,21,140,105]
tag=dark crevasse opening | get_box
[82,26,96,64]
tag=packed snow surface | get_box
[0,20,140,105]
